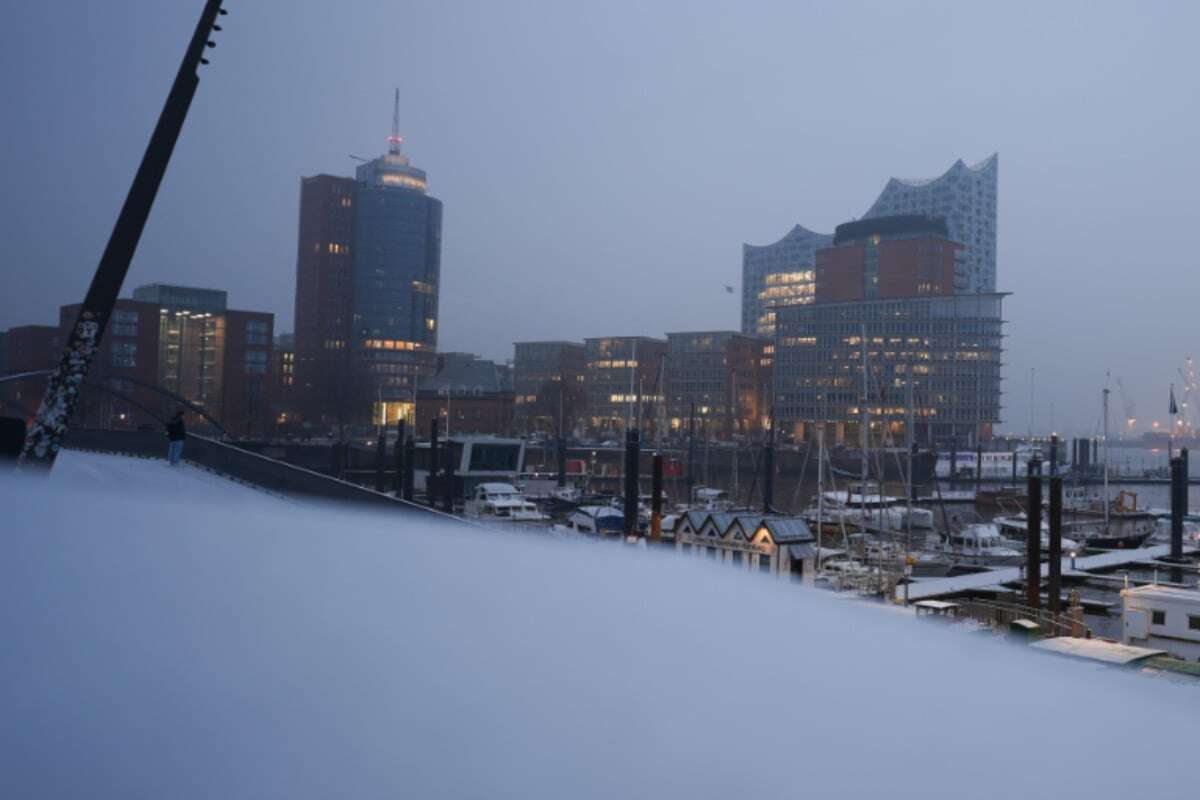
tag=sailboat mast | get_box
[860,324,868,523]
[906,366,914,542]
[626,340,638,434]
[817,425,824,571]
[1103,381,1111,531]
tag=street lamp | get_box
[440,386,452,438]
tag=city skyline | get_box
[3,2,1199,436]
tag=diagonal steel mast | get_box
[20,0,230,468]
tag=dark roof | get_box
[832,214,949,245]
[419,353,512,393]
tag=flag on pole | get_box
[1170,384,1179,416]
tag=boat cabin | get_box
[1122,584,1200,662]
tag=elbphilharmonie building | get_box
[741,154,998,335]
[862,154,998,294]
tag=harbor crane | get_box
[1177,357,1200,436]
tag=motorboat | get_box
[1150,518,1200,545]
[993,513,1080,552]
[561,505,626,536]
[820,488,933,531]
[678,486,734,514]
[933,523,1023,566]
[463,483,549,522]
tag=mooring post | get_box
[392,419,406,496]
[1171,455,1185,562]
[1048,475,1063,617]
[1026,456,1043,610]
[428,418,440,508]
[402,436,415,501]
[624,428,641,537]
[651,453,664,542]
[374,429,386,492]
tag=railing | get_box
[62,428,449,518]
[949,598,1089,638]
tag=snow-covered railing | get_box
[62,428,449,518]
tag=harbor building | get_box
[294,94,442,431]
[814,215,963,303]
[513,340,586,435]
[415,352,514,437]
[583,336,668,437]
[664,331,771,440]
[672,512,817,579]
[863,154,998,294]
[741,225,832,337]
[773,293,1004,446]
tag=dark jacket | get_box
[166,417,186,442]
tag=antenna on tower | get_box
[387,88,403,155]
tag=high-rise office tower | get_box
[294,92,443,430]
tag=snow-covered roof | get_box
[1030,638,1167,665]
[1122,584,1200,605]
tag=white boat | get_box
[463,483,549,522]
[934,446,1045,480]
[678,486,733,513]
[562,505,626,535]
[993,513,1080,552]
[820,489,933,531]
[933,523,1023,566]
[1150,518,1200,545]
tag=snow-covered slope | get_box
[0,450,1194,798]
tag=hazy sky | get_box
[3,1,1198,437]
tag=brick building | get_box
[0,325,60,420]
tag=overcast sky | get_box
[3,1,1198,437]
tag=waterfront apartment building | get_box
[773,293,1004,447]
[53,286,274,437]
[128,284,275,438]
[665,331,771,440]
[513,340,586,435]
[583,336,668,437]
[814,215,963,304]
[294,106,442,432]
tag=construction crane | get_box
[1115,377,1136,437]
[1177,357,1200,436]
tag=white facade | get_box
[1122,584,1200,661]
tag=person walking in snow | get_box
[166,410,186,466]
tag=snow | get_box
[1,450,1197,798]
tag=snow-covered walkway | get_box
[2,448,1198,798]
[52,448,297,508]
